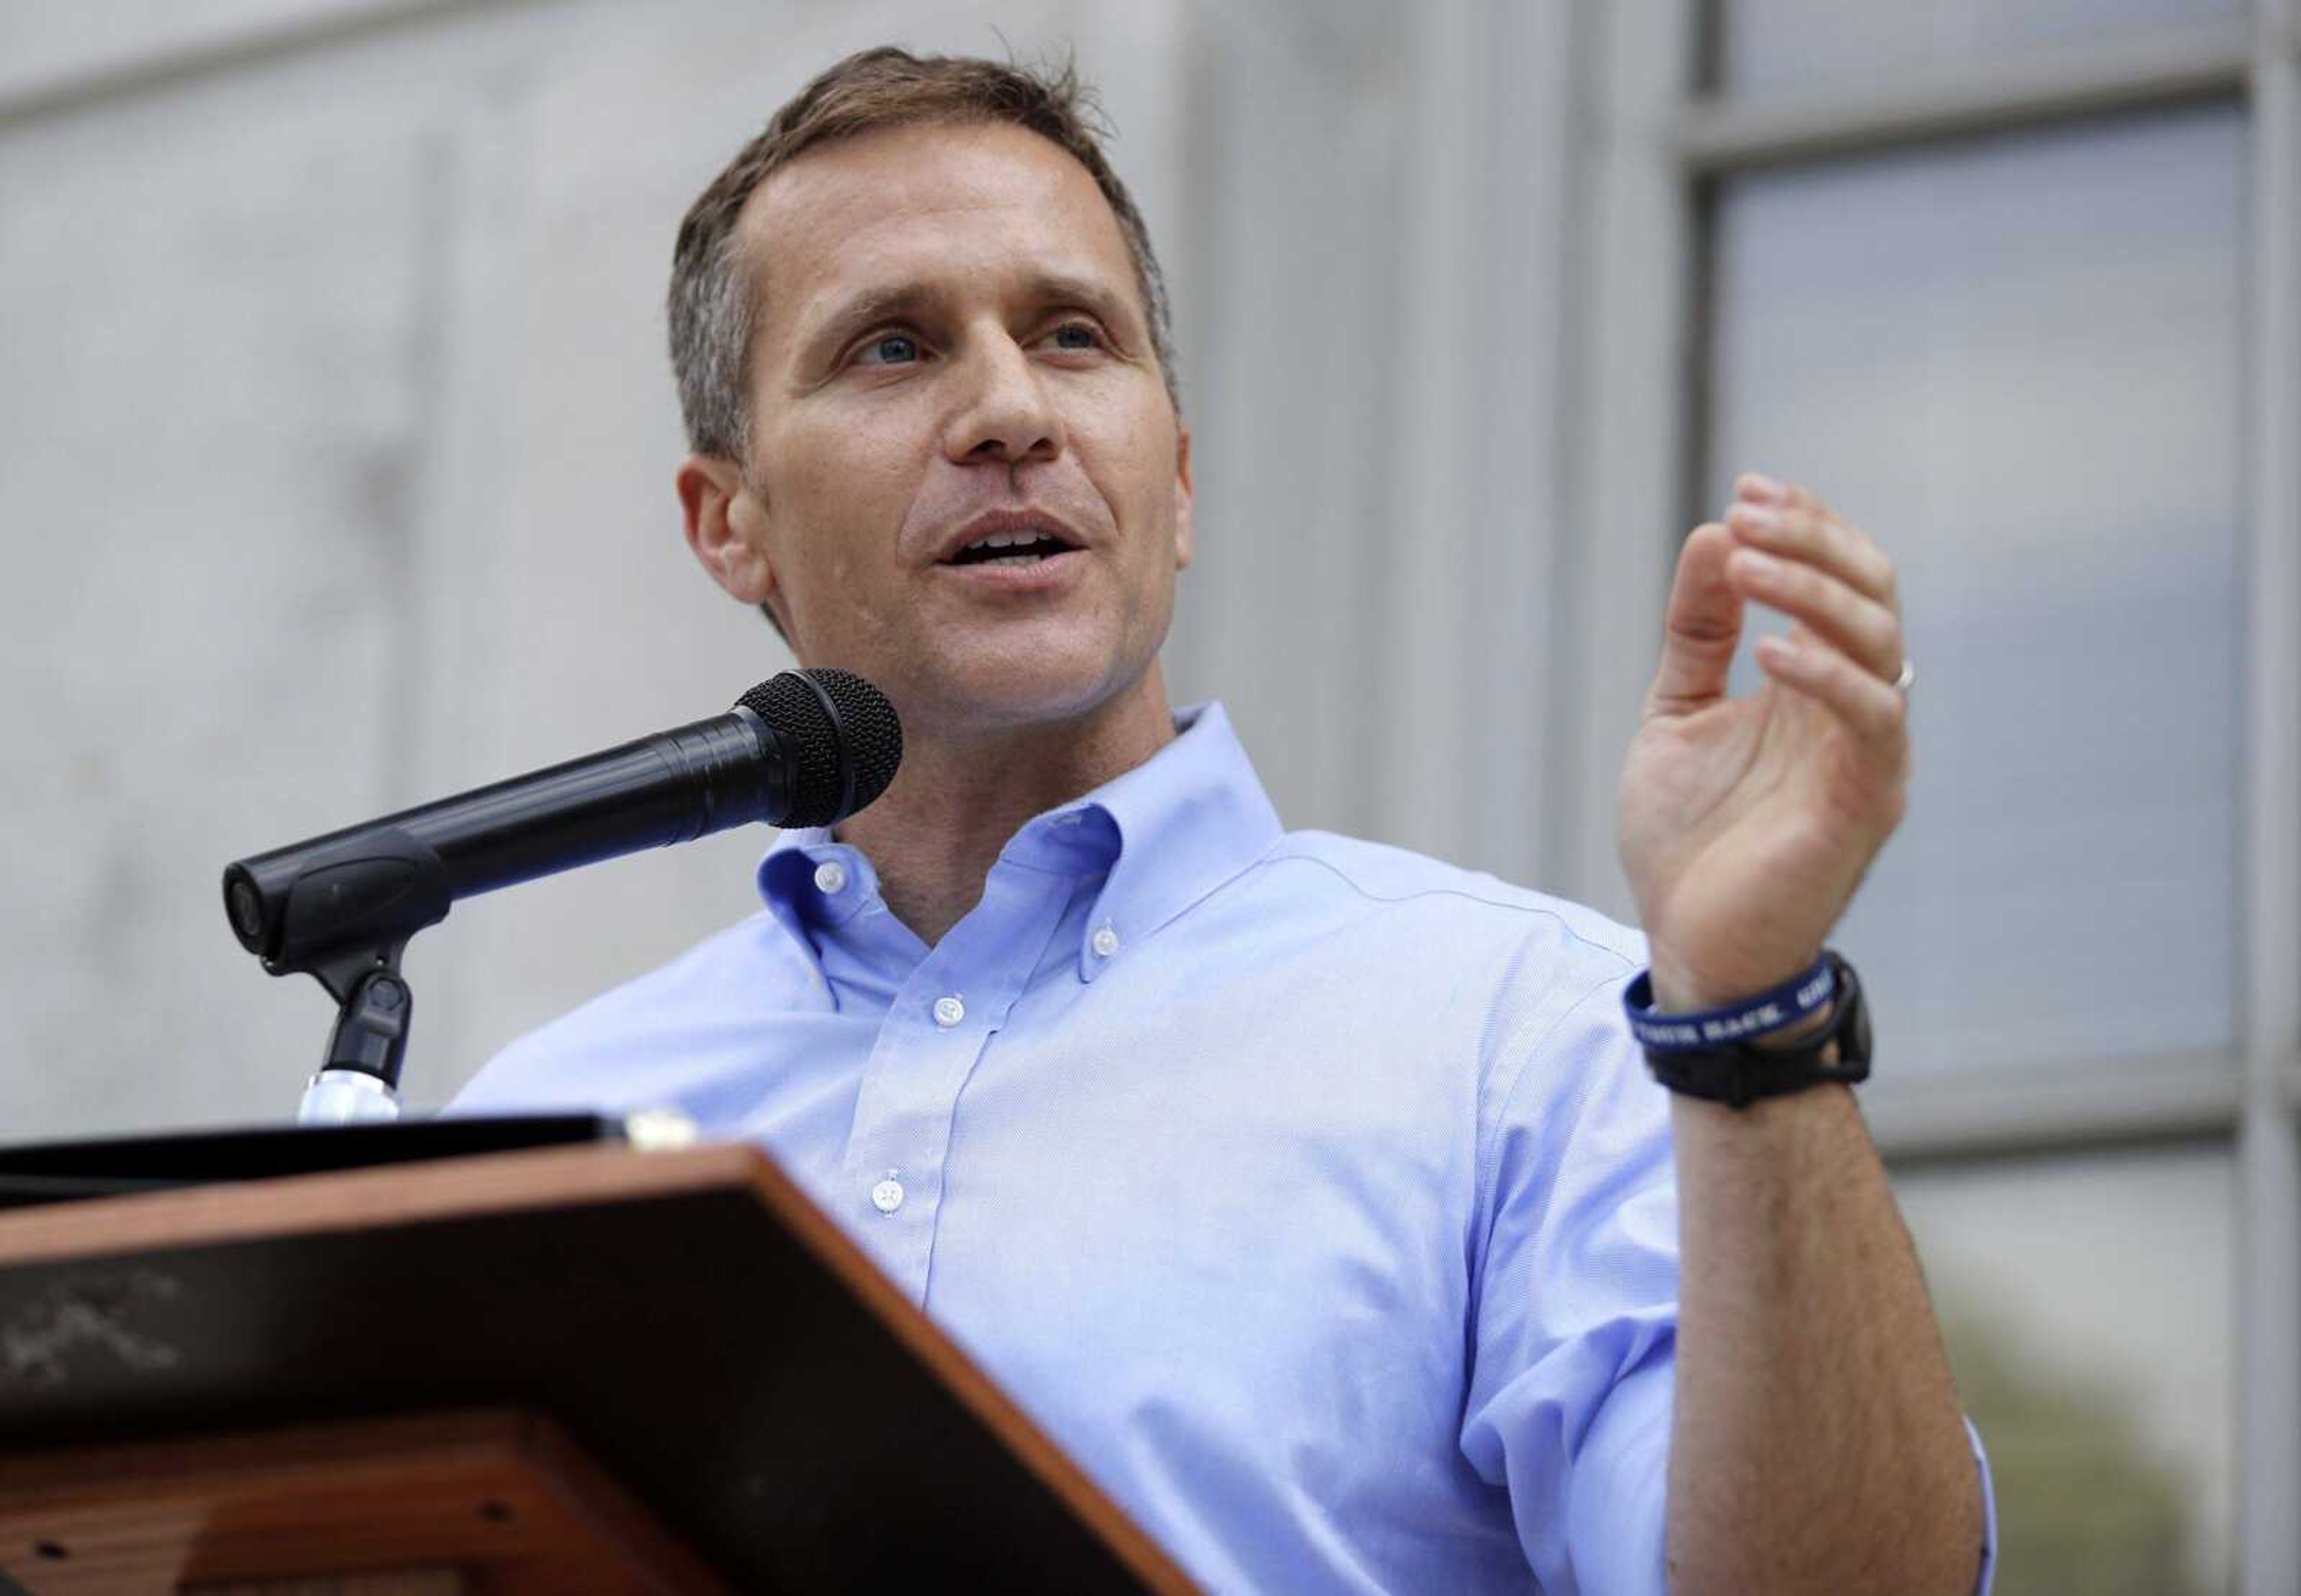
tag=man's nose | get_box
[943,332,1064,466]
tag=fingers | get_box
[1727,473,1898,612]
[1723,473,1904,684]
[1648,521,1744,711]
[1753,631,1909,752]
[1725,546,1904,682]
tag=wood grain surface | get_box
[0,1143,1195,1594]
[0,1408,717,1594]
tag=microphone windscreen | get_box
[809,667,904,813]
[739,669,904,827]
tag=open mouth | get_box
[941,531,1079,568]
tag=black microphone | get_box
[224,668,902,977]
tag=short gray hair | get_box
[668,226,760,465]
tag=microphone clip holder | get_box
[298,939,416,1126]
[221,826,455,1125]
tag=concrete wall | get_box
[0,0,1592,1135]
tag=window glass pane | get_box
[1716,0,2242,92]
[1894,1146,2234,1595]
[1704,105,2244,1074]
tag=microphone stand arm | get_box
[298,940,416,1125]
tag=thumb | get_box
[1648,522,1743,711]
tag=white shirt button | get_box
[813,860,848,895]
[932,995,965,1028]
[1091,924,1121,959]
[871,1177,905,1215]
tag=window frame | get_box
[1559,2,2301,1589]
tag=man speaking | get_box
[455,46,1994,1594]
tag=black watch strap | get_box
[1635,951,1873,1108]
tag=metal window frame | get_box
[2237,4,2301,1590]
[1865,1053,2242,1163]
[1678,16,2251,171]
[1565,2,2301,1589]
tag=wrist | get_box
[1645,948,1826,1016]
[1753,1002,1835,1050]
[1627,954,1837,1050]
[1626,951,1870,1108]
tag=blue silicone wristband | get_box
[1623,954,1836,1052]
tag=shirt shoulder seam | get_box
[1249,847,1643,969]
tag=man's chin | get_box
[898,643,1153,738]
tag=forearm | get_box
[1663,1084,1983,1595]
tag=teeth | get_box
[961,527,1061,555]
[983,553,1041,567]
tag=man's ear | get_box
[1171,425,1196,571]
[677,454,781,608]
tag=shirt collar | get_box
[756,702,1284,980]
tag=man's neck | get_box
[833,670,1179,947]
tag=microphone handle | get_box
[407,708,783,899]
[226,708,787,965]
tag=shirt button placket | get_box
[932,994,965,1029]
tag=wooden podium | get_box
[0,1143,1196,1594]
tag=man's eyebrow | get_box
[802,282,938,358]
[1019,270,1140,331]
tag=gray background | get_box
[0,0,1582,1133]
[3,2,2294,1591]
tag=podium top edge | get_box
[0,1140,772,1271]
[0,1136,1203,1594]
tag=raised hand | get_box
[1616,473,1911,1011]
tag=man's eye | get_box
[1049,322,1101,352]
[855,333,920,367]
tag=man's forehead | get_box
[738,120,1137,322]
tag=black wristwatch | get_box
[1625,950,1872,1109]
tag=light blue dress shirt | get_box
[454,703,1995,1594]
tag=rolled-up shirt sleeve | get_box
[1966,1416,2000,1594]
[1457,962,2000,1594]
[1459,966,1680,1594]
